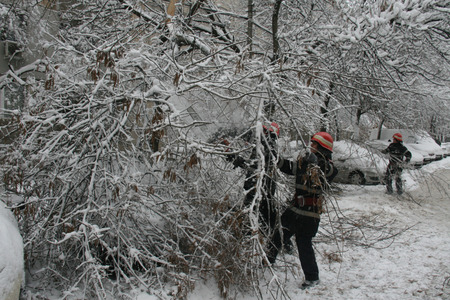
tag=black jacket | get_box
[382,142,412,165]
[227,132,278,201]
[277,150,338,200]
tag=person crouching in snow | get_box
[265,132,338,289]
[382,133,411,195]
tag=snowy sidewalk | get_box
[185,159,450,300]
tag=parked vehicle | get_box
[369,129,444,164]
[441,143,450,158]
[332,140,388,185]
[404,133,444,162]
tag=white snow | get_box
[0,200,24,300]
[143,158,450,299]
[1,160,449,300]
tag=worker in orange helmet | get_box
[381,133,411,195]
[266,131,338,289]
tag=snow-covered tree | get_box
[0,0,449,299]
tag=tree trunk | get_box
[272,0,283,62]
[247,0,254,57]
[377,120,385,139]
[320,82,334,132]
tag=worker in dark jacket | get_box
[382,133,412,195]
[265,132,338,289]
[223,122,280,236]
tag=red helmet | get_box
[263,122,280,137]
[311,132,333,152]
[393,133,403,142]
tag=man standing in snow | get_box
[265,132,338,289]
[382,133,412,195]
[222,122,281,237]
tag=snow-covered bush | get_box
[0,0,449,299]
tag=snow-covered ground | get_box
[2,159,449,300]
[181,158,450,300]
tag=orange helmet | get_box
[311,132,333,152]
[393,133,403,142]
[263,122,280,137]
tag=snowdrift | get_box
[0,201,24,300]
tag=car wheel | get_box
[348,171,366,185]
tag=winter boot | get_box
[301,279,320,290]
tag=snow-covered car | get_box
[332,140,388,185]
[439,142,450,158]
[403,132,444,162]
[369,129,444,164]
[366,139,424,168]
[0,201,24,300]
